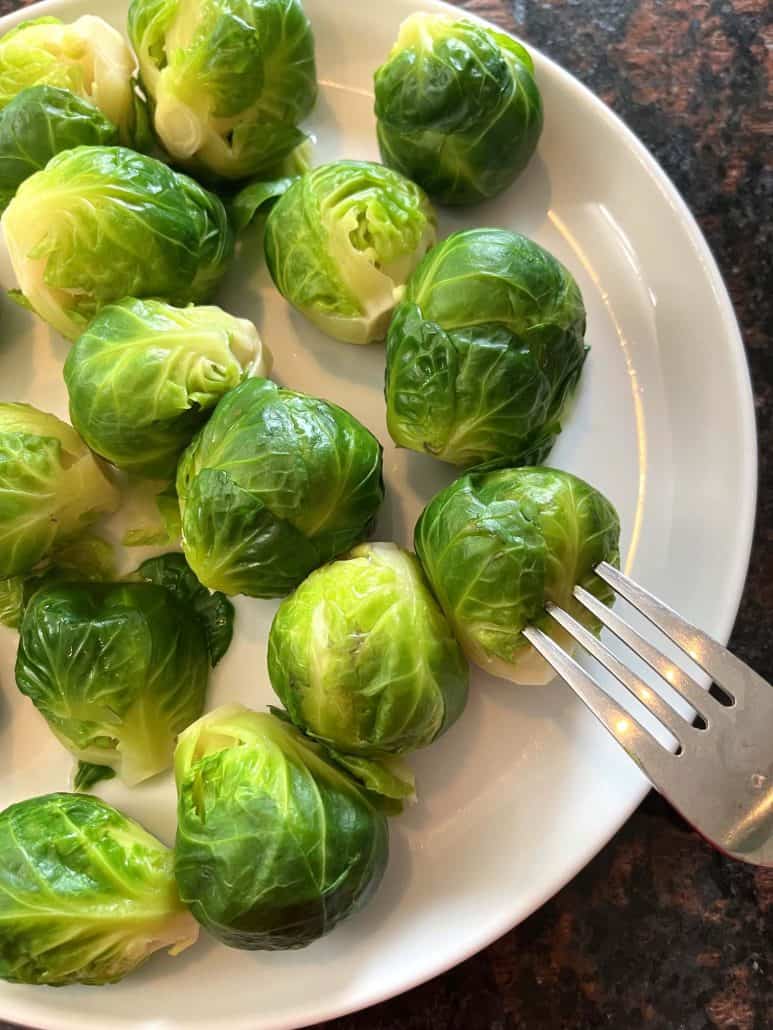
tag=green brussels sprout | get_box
[176,378,384,597]
[268,542,468,755]
[374,13,543,205]
[0,85,118,212]
[385,229,587,469]
[0,16,141,144]
[129,0,317,182]
[0,403,118,579]
[0,793,197,985]
[64,299,272,479]
[264,160,437,344]
[174,705,389,950]
[415,467,620,685]
[15,581,213,785]
[1,145,234,340]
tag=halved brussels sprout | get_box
[268,542,468,755]
[174,705,389,950]
[415,467,620,685]
[0,793,197,985]
[0,403,118,579]
[0,16,140,144]
[1,145,234,340]
[15,580,215,785]
[264,160,437,344]
[0,85,118,212]
[176,378,384,597]
[129,0,317,181]
[375,13,543,205]
[64,299,271,478]
[386,229,587,469]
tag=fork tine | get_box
[595,563,765,703]
[573,584,716,720]
[523,625,677,785]
[545,602,689,745]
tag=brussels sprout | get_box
[0,403,118,579]
[0,793,197,985]
[0,85,118,212]
[0,16,140,144]
[64,299,271,478]
[15,581,212,785]
[174,705,388,950]
[176,378,384,597]
[415,467,620,685]
[1,145,234,340]
[129,0,317,182]
[268,542,468,756]
[374,14,543,205]
[264,160,437,344]
[385,229,587,469]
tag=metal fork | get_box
[523,563,773,867]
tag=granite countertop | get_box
[0,1,769,1028]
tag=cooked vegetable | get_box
[64,299,271,478]
[15,581,213,785]
[1,146,233,340]
[174,705,389,950]
[414,467,620,684]
[0,403,118,579]
[0,15,140,143]
[0,534,115,630]
[374,13,543,205]
[0,85,118,212]
[134,552,234,667]
[264,160,436,344]
[176,378,384,597]
[385,229,587,469]
[268,542,468,755]
[0,793,197,985]
[129,0,317,182]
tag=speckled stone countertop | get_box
[0,1,770,1028]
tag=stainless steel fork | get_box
[523,563,773,867]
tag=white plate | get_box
[0,0,757,1028]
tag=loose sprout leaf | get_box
[123,525,171,548]
[0,792,198,985]
[328,750,416,802]
[135,552,235,667]
[0,576,23,628]
[374,14,543,205]
[231,176,299,231]
[156,484,182,543]
[173,706,389,950]
[128,0,317,182]
[74,761,116,792]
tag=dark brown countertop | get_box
[0,1,769,1028]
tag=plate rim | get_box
[0,0,757,1027]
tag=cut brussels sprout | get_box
[129,0,317,181]
[386,229,587,469]
[0,403,118,579]
[375,13,543,205]
[415,467,620,685]
[174,705,389,950]
[176,378,384,597]
[1,146,234,340]
[15,581,214,785]
[0,16,141,144]
[0,85,118,212]
[269,542,468,755]
[264,160,436,344]
[0,793,197,985]
[64,299,271,479]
